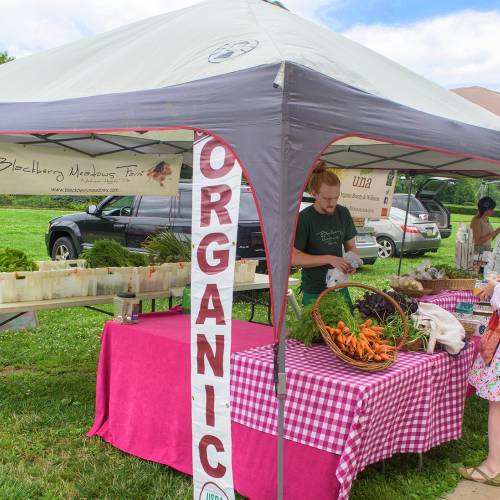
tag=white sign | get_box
[331,168,397,219]
[190,133,241,500]
[0,143,182,196]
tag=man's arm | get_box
[343,237,358,254]
[291,247,352,273]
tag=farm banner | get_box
[331,168,397,219]
[190,133,240,500]
[0,142,182,196]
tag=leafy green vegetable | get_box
[142,229,191,264]
[127,251,149,267]
[355,291,418,319]
[380,313,428,351]
[435,265,479,279]
[80,240,147,268]
[287,303,322,346]
[288,292,354,346]
[0,247,38,272]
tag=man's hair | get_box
[308,161,340,194]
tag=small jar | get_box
[113,292,140,324]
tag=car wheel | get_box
[51,236,77,261]
[377,237,396,259]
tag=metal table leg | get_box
[0,312,26,328]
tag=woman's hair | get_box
[478,196,496,216]
[308,161,340,194]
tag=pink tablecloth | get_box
[88,309,475,500]
[232,339,474,499]
[87,309,340,499]
[418,290,478,312]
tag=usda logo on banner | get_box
[190,132,241,500]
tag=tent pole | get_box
[397,173,415,277]
[274,320,286,500]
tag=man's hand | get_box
[328,255,353,273]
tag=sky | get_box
[0,0,499,90]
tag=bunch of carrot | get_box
[325,318,395,362]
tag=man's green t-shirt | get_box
[294,204,357,295]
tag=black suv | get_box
[46,181,266,266]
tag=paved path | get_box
[445,480,499,499]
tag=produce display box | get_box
[0,266,173,304]
[35,259,87,271]
[0,260,259,305]
[234,259,258,284]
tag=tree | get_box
[0,51,14,65]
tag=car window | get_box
[136,196,177,218]
[101,196,134,217]
[392,195,426,213]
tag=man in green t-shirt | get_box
[292,163,358,305]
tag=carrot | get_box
[355,340,363,358]
[370,326,384,332]
[337,321,345,330]
[342,327,350,334]
[360,328,379,339]
[363,319,373,327]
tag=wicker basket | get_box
[458,319,478,338]
[311,283,408,372]
[417,278,476,293]
[392,286,433,298]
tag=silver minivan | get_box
[369,202,442,258]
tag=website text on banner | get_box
[190,133,242,500]
[331,168,397,219]
[0,142,182,196]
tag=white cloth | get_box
[411,302,465,355]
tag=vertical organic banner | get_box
[191,133,241,500]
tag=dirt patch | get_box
[0,366,39,376]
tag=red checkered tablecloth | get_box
[230,339,475,500]
[417,290,478,312]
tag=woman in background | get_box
[459,278,500,486]
[471,197,499,253]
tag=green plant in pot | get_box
[142,229,191,264]
[80,240,148,268]
[0,247,38,272]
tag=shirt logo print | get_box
[317,230,342,245]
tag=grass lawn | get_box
[0,209,496,499]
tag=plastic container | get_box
[113,292,140,324]
[35,259,87,271]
